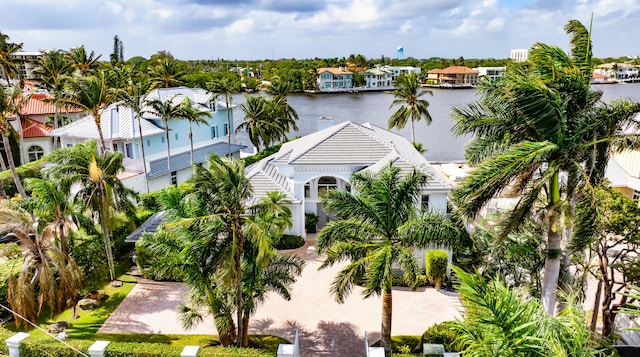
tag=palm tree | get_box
[66,46,102,75]
[268,78,299,136]
[145,96,182,173]
[0,86,28,198]
[388,72,433,144]
[237,95,284,152]
[0,32,24,86]
[0,201,82,327]
[58,70,114,153]
[44,141,136,281]
[317,163,461,354]
[176,97,212,165]
[113,73,153,192]
[207,78,235,156]
[34,50,73,132]
[149,58,185,89]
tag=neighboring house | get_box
[474,67,506,81]
[381,65,422,81]
[0,51,44,81]
[591,72,616,84]
[6,92,85,164]
[426,66,479,87]
[606,150,640,200]
[594,63,639,80]
[510,49,529,62]
[245,119,453,242]
[48,86,245,193]
[361,66,393,89]
[316,67,353,91]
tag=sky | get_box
[1,0,639,61]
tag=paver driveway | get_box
[99,240,463,355]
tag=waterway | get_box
[233,83,640,162]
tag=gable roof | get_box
[22,118,52,138]
[317,67,353,75]
[428,66,479,75]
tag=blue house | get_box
[48,87,245,193]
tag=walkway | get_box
[99,240,463,355]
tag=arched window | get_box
[317,176,337,196]
[28,145,44,162]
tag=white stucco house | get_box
[361,66,393,89]
[48,86,245,193]
[245,119,453,240]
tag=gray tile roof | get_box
[246,155,300,205]
[125,211,167,243]
[148,142,245,178]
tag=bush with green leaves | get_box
[136,230,185,281]
[426,250,448,288]
[275,234,305,250]
[421,321,459,353]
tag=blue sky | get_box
[1,0,638,61]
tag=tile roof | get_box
[427,66,479,75]
[21,118,52,138]
[317,67,353,75]
[147,142,246,178]
[7,93,83,119]
[125,211,168,243]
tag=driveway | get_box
[99,240,463,355]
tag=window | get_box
[161,136,165,143]
[211,126,218,139]
[223,123,229,136]
[633,190,640,201]
[175,133,179,140]
[317,176,337,196]
[27,145,44,162]
[170,171,177,186]
[421,195,430,210]
[304,184,310,198]
[125,143,133,158]
[146,139,151,147]
[112,143,118,152]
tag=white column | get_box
[88,340,110,357]
[6,332,30,357]
[181,345,200,357]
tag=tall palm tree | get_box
[58,70,114,153]
[0,32,24,87]
[388,72,433,144]
[34,50,73,132]
[0,201,82,327]
[44,141,136,281]
[317,163,461,354]
[176,97,211,165]
[237,95,285,152]
[149,58,185,89]
[145,95,182,173]
[207,78,235,156]
[66,46,102,75]
[268,77,299,133]
[0,86,28,198]
[114,73,153,192]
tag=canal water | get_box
[233,83,640,162]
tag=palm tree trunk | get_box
[590,279,602,332]
[541,173,561,315]
[242,313,250,347]
[410,119,415,143]
[235,222,245,348]
[136,115,150,193]
[165,119,171,173]
[2,132,26,198]
[93,113,107,154]
[381,276,393,355]
[99,201,116,281]
[189,121,194,165]
[226,95,232,157]
[0,152,7,197]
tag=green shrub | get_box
[275,235,305,250]
[0,158,44,198]
[425,250,448,289]
[135,231,184,281]
[391,274,428,288]
[242,143,284,166]
[421,321,460,353]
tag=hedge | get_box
[425,250,448,289]
[0,158,44,198]
[275,235,305,250]
[421,321,460,353]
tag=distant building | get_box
[594,63,639,80]
[1,51,44,81]
[361,66,393,89]
[381,65,421,81]
[316,67,353,91]
[510,49,529,62]
[426,66,479,87]
[474,67,506,81]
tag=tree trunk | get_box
[381,276,393,355]
[2,132,26,198]
[165,119,171,173]
[226,95,232,157]
[235,222,245,348]
[136,114,150,193]
[410,119,415,143]
[242,313,250,347]
[93,113,107,154]
[590,280,602,332]
[189,121,194,165]
[541,174,561,315]
[99,199,116,281]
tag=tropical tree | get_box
[207,78,235,156]
[237,95,285,151]
[176,97,212,164]
[44,141,136,281]
[267,77,299,135]
[145,96,181,173]
[66,46,102,75]
[388,72,433,143]
[450,19,640,315]
[0,32,24,86]
[149,58,185,89]
[34,50,73,131]
[317,163,461,354]
[113,73,153,192]
[58,70,114,152]
[0,201,82,327]
[0,86,28,198]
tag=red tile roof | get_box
[317,67,353,75]
[22,118,52,138]
[428,66,479,75]
[8,93,83,119]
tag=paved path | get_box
[100,241,463,355]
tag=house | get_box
[381,65,422,81]
[426,66,479,87]
[510,49,529,62]
[361,66,393,89]
[48,86,245,193]
[0,51,44,82]
[474,67,506,81]
[245,118,453,239]
[590,72,616,84]
[6,92,85,164]
[606,150,640,200]
[316,67,353,91]
[594,63,639,81]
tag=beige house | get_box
[426,66,479,87]
[606,150,640,199]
